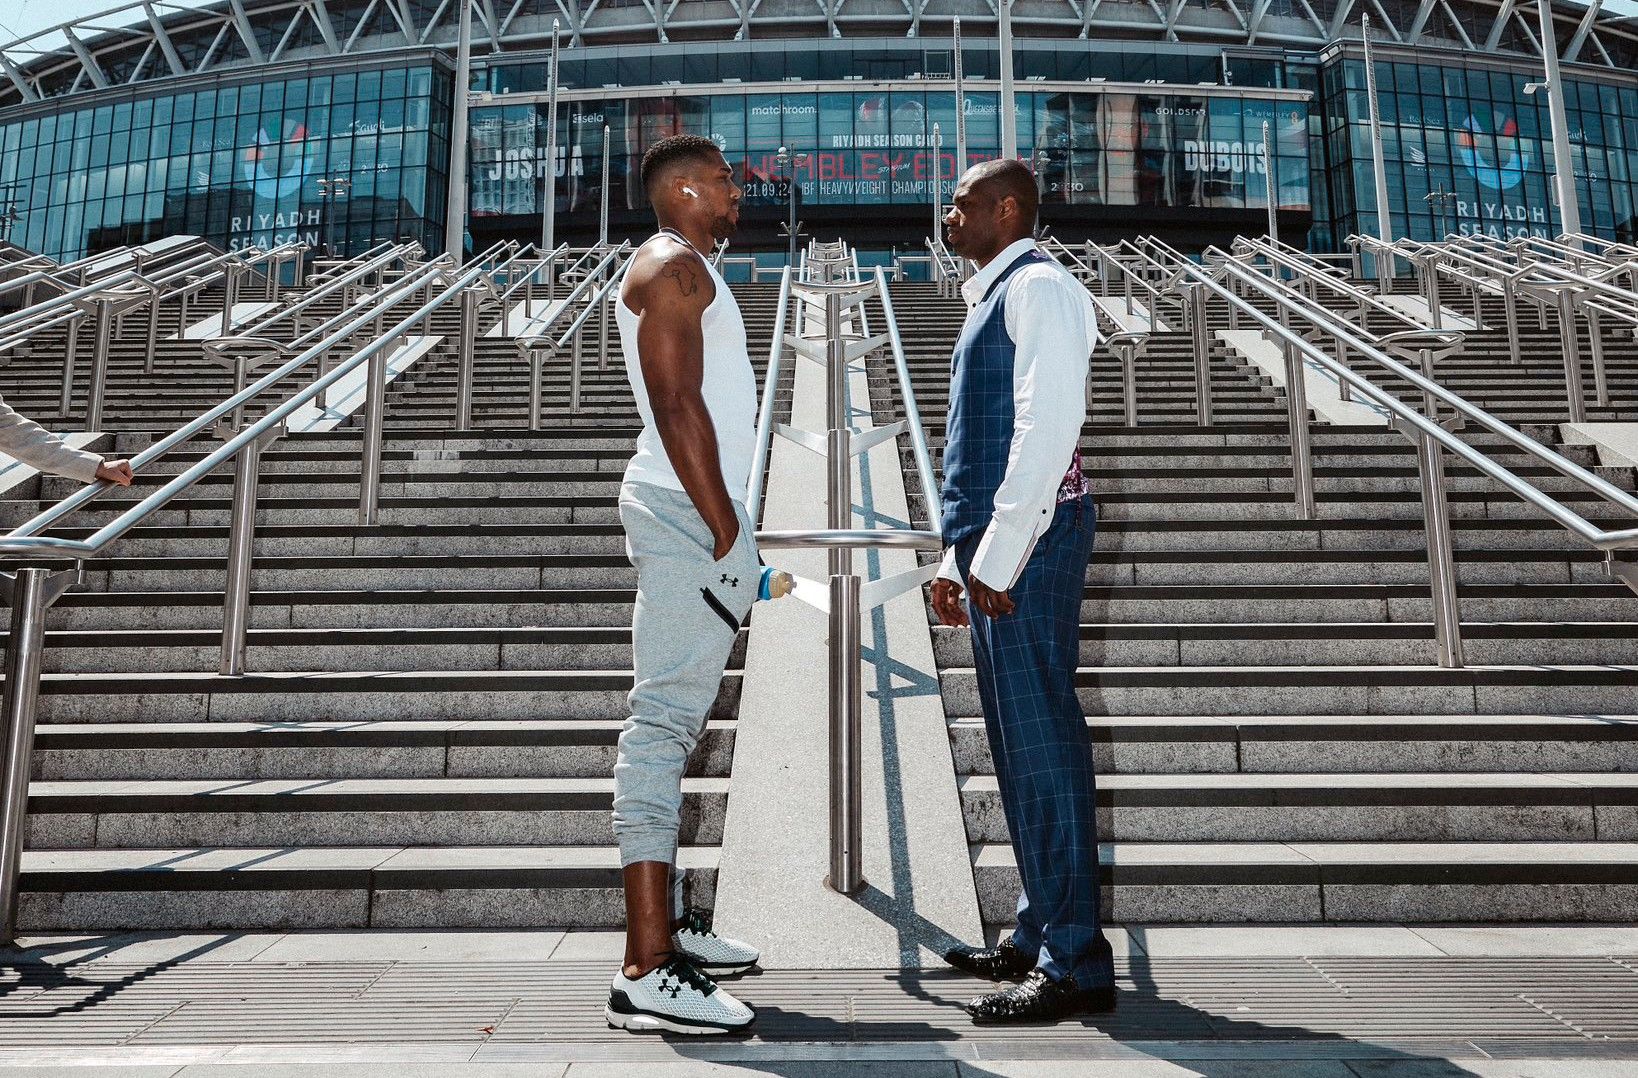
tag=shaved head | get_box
[967,159,1039,227]
[942,157,1040,265]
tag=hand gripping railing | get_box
[512,243,632,424]
[0,251,493,941]
[745,253,942,894]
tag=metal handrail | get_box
[874,267,942,522]
[0,256,461,550]
[232,242,426,341]
[494,244,570,306]
[746,266,794,525]
[1206,254,1638,541]
[513,243,633,423]
[1227,236,1427,336]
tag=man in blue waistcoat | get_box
[931,159,1116,1023]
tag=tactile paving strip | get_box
[1,957,1636,1049]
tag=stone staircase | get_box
[2,278,789,930]
[874,280,1638,929]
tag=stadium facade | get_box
[2,0,1637,268]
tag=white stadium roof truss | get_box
[1,0,1634,110]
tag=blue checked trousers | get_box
[955,492,1115,989]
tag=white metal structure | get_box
[4,0,1637,110]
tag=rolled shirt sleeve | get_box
[967,267,1093,592]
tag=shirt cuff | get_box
[968,506,1051,592]
[59,449,105,485]
[936,546,963,585]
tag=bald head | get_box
[968,159,1039,228]
[942,158,1040,265]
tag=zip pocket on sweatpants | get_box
[700,587,742,634]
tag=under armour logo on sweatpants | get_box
[720,573,738,587]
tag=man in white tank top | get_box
[604,134,764,1036]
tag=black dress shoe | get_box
[943,937,1035,981]
[965,969,1117,1024]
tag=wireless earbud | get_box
[683,186,699,198]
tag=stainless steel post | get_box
[1121,342,1138,426]
[220,264,238,334]
[59,314,82,417]
[826,571,864,895]
[1277,306,1317,519]
[598,125,611,247]
[1423,257,1444,329]
[145,297,160,374]
[1416,432,1465,668]
[822,289,862,893]
[1189,285,1213,425]
[1588,307,1609,407]
[529,349,544,429]
[598,272,611,371]
[457,288,478,427]
[0,568,57,943]
[219,435,262,676]
[1556,287,1587,423]
[358,347,388,524]
[571,322,584,413]
[1263,120,1279,253]
[1503,281,1522,365]
[86,299,114,430]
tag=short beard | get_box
[709,214,736,240]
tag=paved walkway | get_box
[2,926,1636,1074]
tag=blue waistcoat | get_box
[940,247,1051,547]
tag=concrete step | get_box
[971,840,1638,923]
[35,669,740,723]
[930,621,1638,668]
[938,663,1638,717]
[959,771,1638,843]
[50,588,641,631]
[24,625,745,674]
[947,714,1638,776]
[24,776,731,849]
[34,719,736,781]
[16,845,720,930]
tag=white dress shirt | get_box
[937,237,1098,592]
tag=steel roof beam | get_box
[62,27,112,88]
[142,0,188,75]
[1564,0,1604,61]
[1484,0,1518,48]
[226,0,268,63]
[308,0,342,52]
[0,52,40,102]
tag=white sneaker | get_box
[673,907,760,976]
[606,955,756,1035]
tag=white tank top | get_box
[617,233,758,502]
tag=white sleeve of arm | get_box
[967,272,1092,592]
[0,398,104,484]
[936,545,963,585]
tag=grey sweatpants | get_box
[613,480,759,871]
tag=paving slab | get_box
[4,934,279,966]
[249,930,565,963]
[1406,924,1638,956]
[1126,924,1444,957]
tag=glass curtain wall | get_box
[1318,55,1638,245]
[468,89,1310,225]
[0,62,451,261]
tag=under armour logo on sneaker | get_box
[720,574,738,587]
[658,977,682,998]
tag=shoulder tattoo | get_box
[660,258,700,298]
